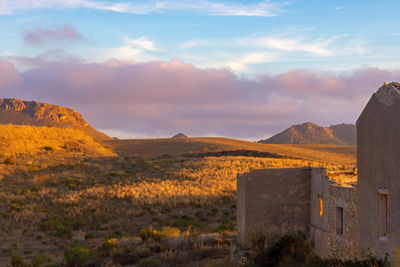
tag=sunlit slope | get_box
[108,137,356,165]
[0,125,114,156]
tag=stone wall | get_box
[310,169,359,259]
[237,167,359,260]
[326,184,359,259]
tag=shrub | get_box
[140,226,164,242]
[40,218,72,238]
[252,231,321,267]
[10,254,25,267]
[4,157,15,165]
[65,177,83,190]
[101,238,119,251]
[64,243,92,266]
[160,227,180,237]
[42,146,54,151]
[136,257,161,267]
[31,252,53,267]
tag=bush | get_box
[140,226,164,242]
[40,218,72,238]
[65,177,83,190]
[101,238,119,251]
[136,257,161,267]
[250,231,391,267]
[64,243,92,266]
[31,252,53,267]
[10,254,25,267]
[4,157,15,165]
[139,226,181,242]
[252,231,321,267]
[42,146,54,151]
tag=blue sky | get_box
[3,0,400,74]
[1,0,400,139]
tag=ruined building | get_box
[237,82,400,259]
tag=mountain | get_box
[259,122,356,145]
[172,133,187,138]
[0,98,109,141]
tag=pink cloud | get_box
[0,58,399,139]
[23,25,84,45]
[0,61,21,93]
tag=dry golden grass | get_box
[43,156,351,209]
[0,125,114,157]
[0,132,357,266]
[108,137,356,165]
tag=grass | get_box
[108,137,356,165]
[0,125,114,157]
[0,131,357,265]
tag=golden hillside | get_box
[0,125,114,157]
[0,98,110,141]
[108,136,356,165]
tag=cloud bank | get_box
[23,25,84,45]
[0,58,397,139]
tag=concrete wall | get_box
[237,167,312,246]
[357,83,400,256]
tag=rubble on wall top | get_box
[375,81,400,105]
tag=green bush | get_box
[64,243,92,266]
[42,146,54,151]
[10,254,25,267]
[252,231,321,267]
[31,252,53,267]
[40,218,72,238]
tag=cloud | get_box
[23,25,84,46]
[124,36,160,52]
[85,36,162,63]
[0,58,398,139]
[0,0,287,17]
[0,61,21,90]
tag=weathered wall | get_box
[310,169,359,259]
[357,83,400,256]
[237,168,312,246]
[310,168,332,258]
[326,184,359,259]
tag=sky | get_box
[1,0,400,140]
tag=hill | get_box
[258,122,356,146]
[0,125,114,157]
[0,98,110,141]
[108,136,356,165]
[172,133,187,138]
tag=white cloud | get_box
[239,36,334,56]
[226,52,279,72]
[85,35,162,63]
[124,36,160,52]
[0,0,288,17]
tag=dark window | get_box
[336,207,343,235]
[378,194,389,237]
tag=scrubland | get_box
[0,129,356,266]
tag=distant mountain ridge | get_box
[0,98,109,141]
[259,122,356,146]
